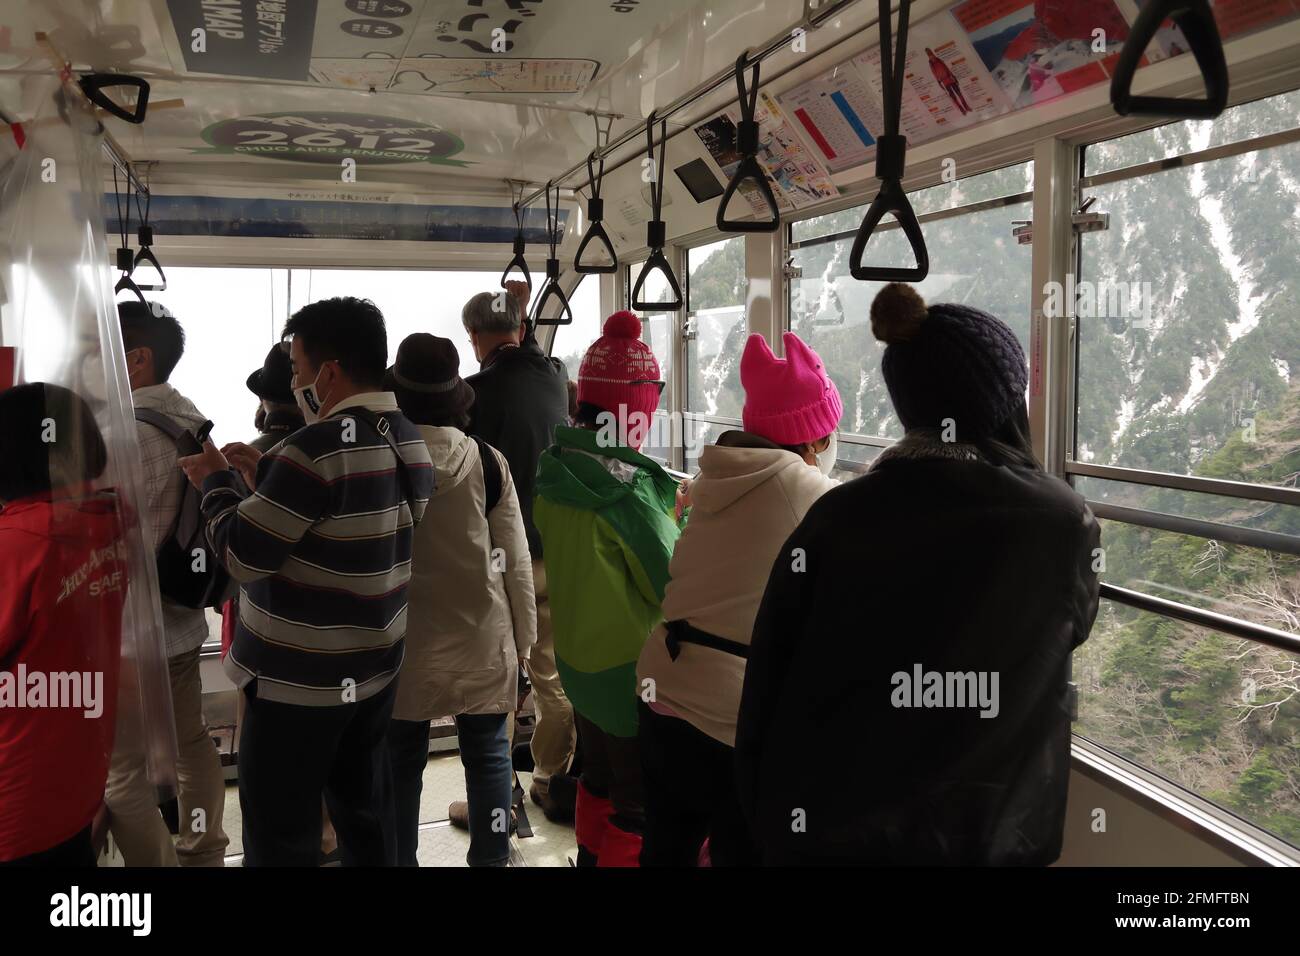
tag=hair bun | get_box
[603,310,642,339]
[870,283,928,344]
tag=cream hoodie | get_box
[392,426,537,722]
[636,434,838,746]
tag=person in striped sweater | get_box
[178,296,434,867]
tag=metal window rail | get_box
[1068,460,1300,507]
[1081,124,1300,187]
[1100,582,1300,656]
[787,189,1032,251]
[517,0,870,211]
[1088,499,1300,558]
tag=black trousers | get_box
[0,825,96,867]
[574,711,644,832]
[238,679,398,867]
[637,700,759,866]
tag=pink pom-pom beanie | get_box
[740,332,843,446]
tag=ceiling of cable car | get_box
[0,0,816,184]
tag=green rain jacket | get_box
[533,425,681,738]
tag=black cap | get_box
[246,343,295,404]
[383,333,475,424]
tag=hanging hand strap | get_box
[632,114,684,312]
[132,166,166,292]
[849,0,928,282]
[716,52,780,233]
[1110,0,1228,119]
[500,182,532,290]
[112,167,147,306]
[79,73,150,124]
[574,150,619,274]
[533,181,573,326]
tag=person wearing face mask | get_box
[533,310,682,866]
[636,332,841,867]
[735,284,1101,866]
[103,301,230,868]
[176,296,435,867]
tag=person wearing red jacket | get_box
[926,47,971,114]
[0,382,129,866]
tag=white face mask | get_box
[816,433,838,476]
[293,366,332,425]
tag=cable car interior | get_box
[0,0,1298,873]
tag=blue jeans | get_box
[388,713,512,867]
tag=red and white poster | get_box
[951,0,1133,108]
[853,12,1012,146]
[1118,0,1300,66]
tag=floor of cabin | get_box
[97,753,578,868]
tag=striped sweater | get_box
[199,393,434,706]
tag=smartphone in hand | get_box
[175,420,215,458]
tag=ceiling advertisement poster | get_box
[1115,0,1300,68]
[165,0,701,96]
[775,62,885,174]
[852,12,1013,143]
[949,0,1132,109]
[693,88,839,218]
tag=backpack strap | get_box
[343,408,418,518]
[133,406,187,440]
[472,436,502,516]
[133,407,194,548]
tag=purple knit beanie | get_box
[871,283,1027,439]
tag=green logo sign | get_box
[197,112,470,166]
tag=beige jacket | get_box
[636,435,838,746]
[392,426,537,721]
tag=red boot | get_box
[597,818,643,867]
[575,781,614,866]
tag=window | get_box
[626,259,676,465]
[150,267,525,451]
[1075,601,1300,846]
[1072,92,1300,847]
[291,268,496,380]
[684,237,747,471]
[788,162,1033,447]
[1086,89,1300,177]
[685,237,747,420]
[548,274,601,383]
[151,267,284,449]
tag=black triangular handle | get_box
[574,219,618,274]
[114,272,148,306]
[500,236,531,290]
[132,245,167,292]
[532,278,574,326]
[1111,0,1228,119]
[848,178,929,282]
[716,153,780,233]
[79,73,151,125]
[631,246,684,311]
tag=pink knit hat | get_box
[577,311,662,447]
[741,332,843,445]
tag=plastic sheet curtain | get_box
[0,76,178,800]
